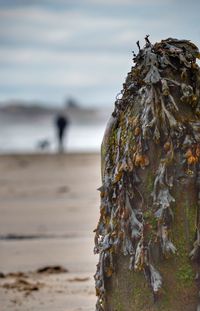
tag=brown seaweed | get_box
[94,36,200,310]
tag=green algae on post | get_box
[94,36,200,311]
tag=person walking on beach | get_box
[55,114,69,152]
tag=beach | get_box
[0,153,101,311]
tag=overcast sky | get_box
[0,0,200,107]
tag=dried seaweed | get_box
[94,36,200,310]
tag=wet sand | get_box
[0,153,101,311]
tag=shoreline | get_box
[0,150,100,157]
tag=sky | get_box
[0,0,200,108]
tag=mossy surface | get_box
[96,38,200,311]
[146,169,154,195]
[104,149,198,311]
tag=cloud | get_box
[0,48,128,65]
[0,7,141,53]
[0,0,200,106]
[0,69,100,87]
[0,2,181,52]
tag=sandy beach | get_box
[0,153,101,311]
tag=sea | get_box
[0,122,105,154]
[0,115,107,154]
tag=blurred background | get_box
[0,1,200,311]
[0,0,200,153]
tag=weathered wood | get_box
[94,38,200,311]
[104,144,198,311]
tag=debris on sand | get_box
[2,278,44,293]
[0,272,5,278]
[36,265,68,274]
[0,265,68,295]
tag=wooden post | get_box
[94,38,200,311]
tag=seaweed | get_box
[94,36,200,310]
